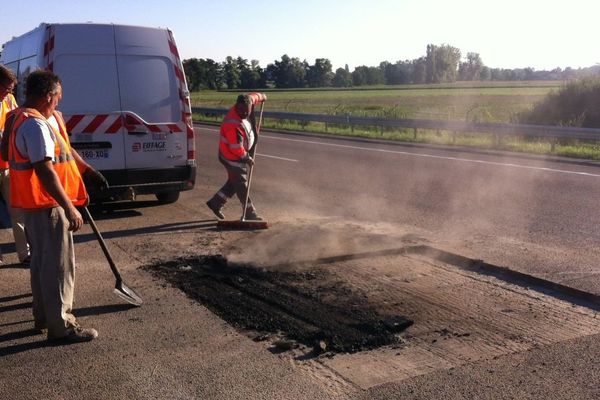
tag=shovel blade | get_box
[114,282,143,307]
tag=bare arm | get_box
[70,147,108,191]
[33,159,83,231]
[70,147,92,174]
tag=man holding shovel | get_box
[2,70,107,343]
[206,92,266,221]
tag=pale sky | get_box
[2,0,598,71]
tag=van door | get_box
[53,24,126,172]
[114,25,187,170]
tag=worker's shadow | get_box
[73,219,216,245]
[75,303,137,317]
[0,303,136,357]
[0,301,32,314]
[0,332,47,357]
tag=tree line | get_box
[183,44,600,90]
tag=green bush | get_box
[520,76,600,127]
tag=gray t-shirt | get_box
[15,116,57,163]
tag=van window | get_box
[19,35,40,60]
[15,57,37,104]
[0,41,21,64]
[117,55,179,123]
[2,62,21,103]
[54,55,120,114]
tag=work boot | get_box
[206,199,225,219]
[48,323,98,343]
[244,208,263,221]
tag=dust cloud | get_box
[246,128,566,275]
[224,218,424,269]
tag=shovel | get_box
[82,206,143,306]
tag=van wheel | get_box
[156,191,180,204]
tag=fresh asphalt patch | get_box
[138,237,600,391]
[145,255,413,354]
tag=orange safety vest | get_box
[7,108,88,209]
[218,92,266,163]
[0,94,18,169]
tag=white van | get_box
[0,23,196,204]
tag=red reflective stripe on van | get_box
[174,65,185,83]
[83,115,108,133]
[66,115,84,132]
[167,124,181,132]
[44,36,54,55]
[106,115,123,133]
[44,25,55,71]
[187,126,194,139]
[168,40,180,59]
[188,150,195,160]
[147,124,161,133]
[125,114,141,125]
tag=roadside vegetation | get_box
[185,40,600,160]
[192,82,557,122]
[520,76,600,128]
[183,45,598,91]
[193,80,600,161]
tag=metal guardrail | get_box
[192,107,600,142]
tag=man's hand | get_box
[245,156,255,167]
[65,205,83,232]
[83,168,109,192]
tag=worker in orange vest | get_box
[206,93,266,220]
[0,65,30,266]
[2,70,107,343]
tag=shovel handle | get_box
[81,206,122,282]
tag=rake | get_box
[217,100,269,230]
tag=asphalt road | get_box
[197,124,600,293]
[1,125,600,399]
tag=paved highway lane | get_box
[3,125,600,400]
[196,124,600,293]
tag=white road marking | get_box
[198,125,599,177]
[261,134,600,179]
[256,153,298,162]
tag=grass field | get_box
[191,81,562,123]
[191,81,600,160]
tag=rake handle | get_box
[242,102,265,220]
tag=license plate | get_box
[80,149,109,159]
